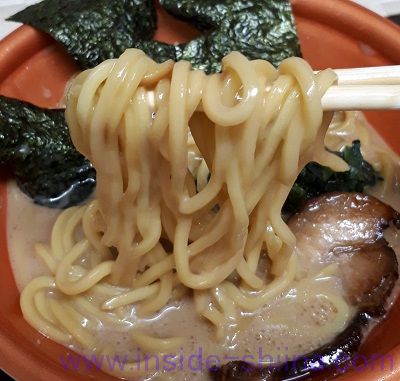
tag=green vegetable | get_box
[9,0,158,70]
[10,0,300,72]
[283,141,381,213]
[0,96,95,208]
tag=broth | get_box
[7,112,400,380]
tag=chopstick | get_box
[332,66,400,85]
[145,65,400,111]
[322,85,400,110]
[186,65,400,167]
[322,66,400,110]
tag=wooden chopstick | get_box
[323,66,400,109]
[187,66,400,165]
[322,85,400,110]
[332,66,400,85]
[145,66,400,111]
[147,84,400,111]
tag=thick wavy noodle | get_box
[20,49,350,377]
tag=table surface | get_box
[1,1,400,380]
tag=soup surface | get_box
[7,112,400,380]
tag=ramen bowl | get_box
[0,0,400,380]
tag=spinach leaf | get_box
[283,141,381,213]
[0,96,95,208]
[9,0,157,70]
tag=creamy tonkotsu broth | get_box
[7,181,352,381]
[326,112,400,211]
[7,109,400,381]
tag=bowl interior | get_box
[1,1,400,380]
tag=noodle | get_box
[19,48,352,377]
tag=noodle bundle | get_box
[20,49,350,375]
